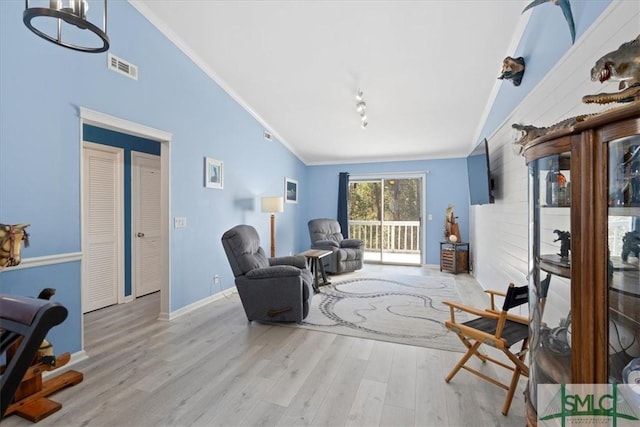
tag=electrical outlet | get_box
[213,275,220,284]
[428,214,433,221]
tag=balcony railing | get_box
[349,220,420,253]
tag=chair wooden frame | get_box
[1,294,83,422]
[443,283,529,416]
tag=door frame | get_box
[349,172,426,266]
[79,107,172,351]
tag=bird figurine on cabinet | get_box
[522,0,575,44]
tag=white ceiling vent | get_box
[108,53,138,80]
[263,130,273,141]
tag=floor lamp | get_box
[261,196,284,257]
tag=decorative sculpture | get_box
[622,145,640,204]
[622,358,640,404]
[511,116,589,154]
[0,288,83,422]
[0,223,29,268]
[498,56,526,86]
[553,229,571,260]
[522,0,575,44]
[511,36,640,155]
[541,311,572,356]
[621,231,640,263]
[583,35,640,104]
[444,205,461,243]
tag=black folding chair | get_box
[443,283,529,416]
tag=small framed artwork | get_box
[205,157,223,189]
[285,177,298,204]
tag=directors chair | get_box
[443,283,529,416]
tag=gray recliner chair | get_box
[221,224,314,322]
[308,218,364,274]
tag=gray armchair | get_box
[221,224,314,322]
[308,218,364,274]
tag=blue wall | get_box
[0,262,81,358]
[306,159,469,265]
[0,0,307,354]
[0,0,614,357]
[478,0,611,144]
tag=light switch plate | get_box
[174,217,187,228]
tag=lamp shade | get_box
[261,196,284,213]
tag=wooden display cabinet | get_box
[522,102,640,425]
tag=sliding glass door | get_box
[349,175,423,265]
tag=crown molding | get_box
[127,1,308,164]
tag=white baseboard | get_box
[158,286,238,321]
[42,350,89,379]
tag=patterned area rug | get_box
[295,275,466,352]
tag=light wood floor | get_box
[3,265,527,426]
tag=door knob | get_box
[137,232,145,237]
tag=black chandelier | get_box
[23,0,109,53]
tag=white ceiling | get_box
[131,1,529,165]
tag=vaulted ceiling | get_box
[131,1,529,165]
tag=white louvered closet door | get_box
[83,146,122,313]
[132,152,161,297]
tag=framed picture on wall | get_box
[205,157,223,189]
[285,177,298,204]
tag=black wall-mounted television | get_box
[467,138,495,205]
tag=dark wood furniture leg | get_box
[315,256,331,288]
[310,258,320,293]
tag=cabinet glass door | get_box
[528,152,572,412]
[607,135,640,385]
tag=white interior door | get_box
[132,152,161,297]
[83,145,123,313]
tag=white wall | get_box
[470,1,639,321]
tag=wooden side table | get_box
[440,241,469,274]
[297,249,332,292]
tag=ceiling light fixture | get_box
[24,0,110,53]
[356,89,368,129]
